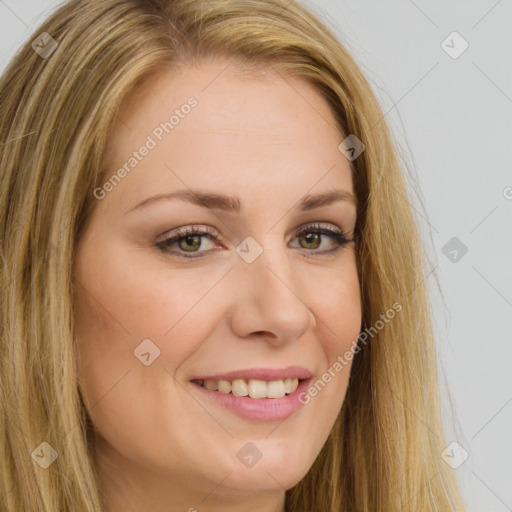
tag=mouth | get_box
[191,377,303,399]
[188,367,313,421]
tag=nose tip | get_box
[228,244,316,343]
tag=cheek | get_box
[72,241,230,409]
[307,263,361,410]
[320,260,362,353]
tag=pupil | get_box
[182,235,200,251]
[303,233,319,248]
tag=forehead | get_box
[101,58,354,212]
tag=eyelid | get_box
[156,222,348,242]
[294,221,342,235]
[155,221,354,259]
[155,224,219,244]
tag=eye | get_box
[292,223,355,256]
[156,225,220,259]
[156,223,355,259]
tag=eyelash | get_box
[156,223,355,260]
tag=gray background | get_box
[1,1,511,510]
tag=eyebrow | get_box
[126,188,357,215]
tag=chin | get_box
[222,445,313,492]
[224,464,308,494]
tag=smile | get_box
[192,377,301,399]
[188,366,313,421]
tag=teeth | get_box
[231,379,249,396]
[248,379,267,399]
[203,380,218,391]
[218,380,231,394]
[197,378,299,398]
[267,380,286,398]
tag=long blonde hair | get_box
[0,0,465,510]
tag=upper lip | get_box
[191,366,313,382]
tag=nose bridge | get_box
[229,233,315,342]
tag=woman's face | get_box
[73,58,362,509]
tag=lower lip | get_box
[189,378,312,422]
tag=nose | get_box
[228,237,316,345]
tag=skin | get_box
[73,57,362,512]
